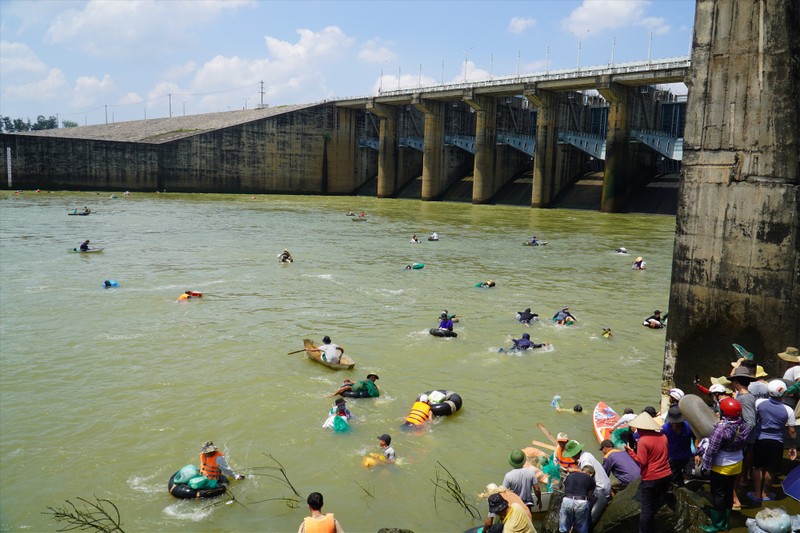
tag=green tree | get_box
[31,115,58,130]
[62,120,79,128]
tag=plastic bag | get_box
[173,464,200,484]
[755,508,792,533]
[187,475,217,490]
[428,391,446,404]
[333,415,351,433]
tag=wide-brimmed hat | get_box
[635,257,643,262]
[562,440,584,458]
[665,406,684,424]
[201,441,218,454]
[478,483,508,499]
[367,373,379,380]
[556,432,569,441]
[710,376,731,387]
[629,412,662,431]
[730,365,756,381]
[755,365,768,378]
[779,347,800,363]
[509,449,526,468]
[488,493,508,513]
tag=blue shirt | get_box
[661,421,695,461]
[602,449,641,486]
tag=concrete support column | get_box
[367,99,398,198]
[465,91,497,204]
[663,0,800,391]
[524,84,558,208]
[596,77,632,213]
[412,95,446,201]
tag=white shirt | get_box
[783,366,800,382]
[319,343,341,364]
[578,451,611,495]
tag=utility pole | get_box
[260,80,264,107]
[169,93,172,118]
[104,105,108,124]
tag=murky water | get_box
[0,191,675,531]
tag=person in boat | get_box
[278,249,293,262]
[199,441,245,483]
[632,256,646,270]
[436,312,454,332]
[330,373,380,397]
[410,234,420,243]
[79,240,91,251]
[642,310,665,328]
[298,492,344,533]
[511,332,547,351]
[83,206,90,214]
[516,307,538,325]
[528,236,540,245]
[502,449,546,512]
[615,247,628,254]
[403,394,432,427]
[429,232,439,240]
[553,306,577,325]
[359,211,366,218]
[346,211,355,216]
[317,336,343,364]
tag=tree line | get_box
[1,115,79,133]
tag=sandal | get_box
[731,503,741,511]
[747,492,762,503]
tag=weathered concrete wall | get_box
[0,137,160,190]
[663,0,800,390]
[1,104,373,194]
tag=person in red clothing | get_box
[624,412,672,533]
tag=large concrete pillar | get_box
[663,0,800,391]
[366,99,398,198]
[597,78,632,213]
[465,91,497,204]
[412,96,446,201]
[524,84,558,207]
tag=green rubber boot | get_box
[723,509,731,530]
[700,509,727,532]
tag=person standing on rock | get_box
[624,412,672,533]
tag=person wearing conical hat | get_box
[624,413,671,533]
[779,346,800,382]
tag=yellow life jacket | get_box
[405,401,431,426]
[303,513,336,533]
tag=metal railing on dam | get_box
[336,56,690,105]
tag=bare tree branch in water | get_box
[355,481,376,499]
[43,496,123,532]
[431,461,481,519]
[239,453,301,507]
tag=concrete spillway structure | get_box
[663,0,800,389]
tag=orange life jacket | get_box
[200,451,222,480]
[302,514,336,533]
[404,401,431,426]
[555,447,578,472]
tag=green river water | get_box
[0,191,676,532]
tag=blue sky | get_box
[0,0,695,126]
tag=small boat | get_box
[352,217,367,222]
[303,339,355,370]
[522,241,548,246]
[68,211,91,216]
[593,401,620,444]
[69,247,104,253]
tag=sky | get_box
[0,0,696,126]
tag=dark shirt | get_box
[661,421,695,461]
[563,471,595,498]
[602,449,641,486]
[513,338,534,350]
[438,318,453,330]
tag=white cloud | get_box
[641,17,670,36]
[4,68,67,103]
[44,0,255,57]
[358,39,396,64]
[0,41,48,74]
[118,92,144,105]
[71,74,114,108]
[164,62,197,81]
[562,0,662,36]
[508,17,536,34]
